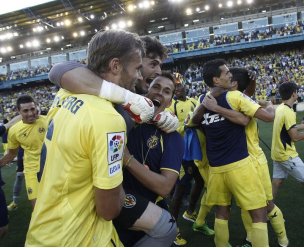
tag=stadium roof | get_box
[0,0,300,62]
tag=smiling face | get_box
[135,55,162,95]
[146,75,175,116]
[18,102,38,124]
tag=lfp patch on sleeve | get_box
[107,132,125,176]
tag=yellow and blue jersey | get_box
[124,123,184,203]
[201,90,260,167]
[271,103,298,161]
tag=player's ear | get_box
[109,58,122,75]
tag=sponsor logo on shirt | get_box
[107,132,125,165]
[108,162,121,177]
[202,113,225,125]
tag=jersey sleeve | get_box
[7,125,20,150]
[86,112,125,190]
[160,132,184,174]
[227,90,260,117]
[48,61,86,87]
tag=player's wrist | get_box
[124,155,134,168]
[99,80,130,104]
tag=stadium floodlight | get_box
[184,23,189,27]
[105,26,110,30]
[218,3,223,8]
[169,0,184,3]
[185,8,193,15]
[90,14,95,19]
[19,44,24,48]
[237,0,242,4]
[246,0,253,3]
[53,36,60,42]
[205,5,210,11]
[0,47,7,54]
[158,25,164,29]
[64,19,71,26]
[118,21,126,29]
[127,4,136,12]
[46,38,51,43]
[148,30,152,33]
[227,1,233,7]
[32,40,40,47]
[7,46,13,52]
[77,17,83,23]
[127,20,133,27]
[56,22,61,27]
[111,23,118,30]
[80,30,85,36]
[25,41,32,47]
[73,32,78,37]
[193,19,199,23]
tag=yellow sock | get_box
[241,209,252,242]
[214,218,229,247]
[196,191,212,225]
[251,222,269,247]
[268,205,287,239]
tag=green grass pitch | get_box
[1,112,304,246]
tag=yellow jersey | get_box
[271,103,298,161]
[26,94,125,246]
[7,116,47,173]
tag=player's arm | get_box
[49,61,154,123]
[253,101,275,122]
[192,104,205,125]
[0,148,18,167]
[203,94,250,126]
[94,184,125,221]
[124,149,178,198]
[287,125,304,142]
[4,115,22,130]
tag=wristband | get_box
[99,80,129,104]
[125,155,134,168]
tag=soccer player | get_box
[25,30,144,246]
[47,35,178,133]
[0,95,47,208]
[115,72,184,246]
[193,59,273,247]
[271,82,304,198]
[167,81,206,246]
[203,67,288,247]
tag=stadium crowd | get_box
[166,22,303,53]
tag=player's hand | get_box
[153,111,179,133]
[0,225,8,238]
[202,94,218,112]
[248,70,257,81]
[122,94,154,123]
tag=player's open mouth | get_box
[152,99,161,107]
[146,78,154,85]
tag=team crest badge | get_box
[124,194,136,208]
[39,127,45,133]
[147,135,158,149]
